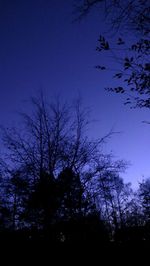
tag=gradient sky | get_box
[0,0,150,188]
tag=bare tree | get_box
[0,94,115,229]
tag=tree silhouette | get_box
[0,95,115,241]
[0,93,149,257]
[74,0,150,108]
[139,178,150,224]
[57,167,85,219]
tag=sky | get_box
[0,0,150,188]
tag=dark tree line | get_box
[0,96,149,246]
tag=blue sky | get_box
[0,0,150,188]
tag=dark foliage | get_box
[74,0,150,108]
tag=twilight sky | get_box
[0,0,150,187]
